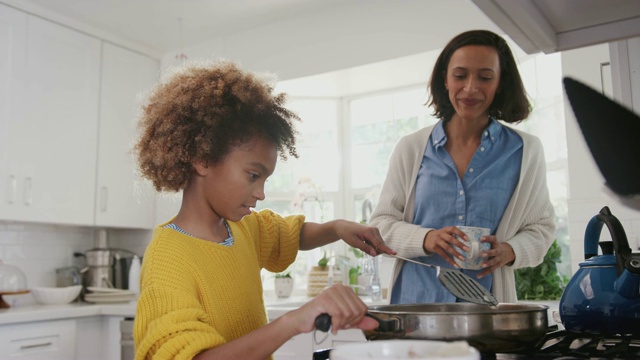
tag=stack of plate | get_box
[84,287,137,303]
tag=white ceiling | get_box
[472,0,640,53]
[5,0,357,54]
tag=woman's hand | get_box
[287,284,378,335]
[478,236,515,278]
[423,226,470,267]
[336,220,396,257]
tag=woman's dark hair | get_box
[427,30,530,123]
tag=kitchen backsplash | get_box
[0,221,151,306]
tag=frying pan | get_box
[317,303,548,353]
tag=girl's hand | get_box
[423,226,470,267]
[336,221,396,257]
[288,284,378,335]
[477,236,515,278]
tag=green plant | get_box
[349,247,364,259]
[275,272,292,278]
[515,240,569,300]
[318,251,329,269]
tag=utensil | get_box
[559,206,640,335]
[316,303,549,353]
[388,254,498,306]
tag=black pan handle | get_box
[315,313,398,332]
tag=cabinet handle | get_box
[7,175,16,204]
[20,341,52,350]
[100,186,108,212]
[24,177,32,206]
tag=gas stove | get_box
[312,327,640,360]
[488,328,640,359]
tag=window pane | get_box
[350,88,438,188]
[265,98,340,193]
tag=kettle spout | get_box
[615,258,640,298]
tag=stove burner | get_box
[485,329,640,359]
[312,328,640,360]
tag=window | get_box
[259,51,571,292]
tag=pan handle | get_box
[315,313,399,332]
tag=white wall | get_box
[561,44,640,273]
[0,222,150,306]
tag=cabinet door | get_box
[0,318,76,359]
[5,15,101,225]
[95,43,159,228]
[0,4,27,220]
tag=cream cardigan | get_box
[369,125,556,303]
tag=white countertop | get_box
[0,294,383,325]
[0,301,137,325]
[0,296,560,327]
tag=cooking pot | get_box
[75,248,138,289]
[317,303,548,353]
[559,206,640,335]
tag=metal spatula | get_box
[389,254,498,306]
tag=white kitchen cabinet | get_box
[0,3,27,221]
[76,316,105,360]
[0,7,101,225]
[95,42,159,228]
[0,318,76,359]
[76,315,125,360]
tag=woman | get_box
[369,30,555,304]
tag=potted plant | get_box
[515,240,569,300]
[274,272,294,298]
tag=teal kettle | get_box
[559,206,640,335]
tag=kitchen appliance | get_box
[559,206,640,335]
[55,266,81,287]
[313,326,640,359]
[75,230,140,289]
[77,249,140,289]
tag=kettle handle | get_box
[584,206,632,275]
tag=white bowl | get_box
[31,285,82,305]
[330,340,480,360]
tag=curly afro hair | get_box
[134,60,299,192]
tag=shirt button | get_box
[491,136,495,141]
[480,146,485,152]
[459,190,464,195]
[469,168,474,173]
[458,215,463,220]
[484,131,488,137]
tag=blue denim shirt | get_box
[391,118,523,304]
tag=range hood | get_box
[472,0,640,54]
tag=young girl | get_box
[133,60,394,360]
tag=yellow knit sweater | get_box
[134,209,304,360]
